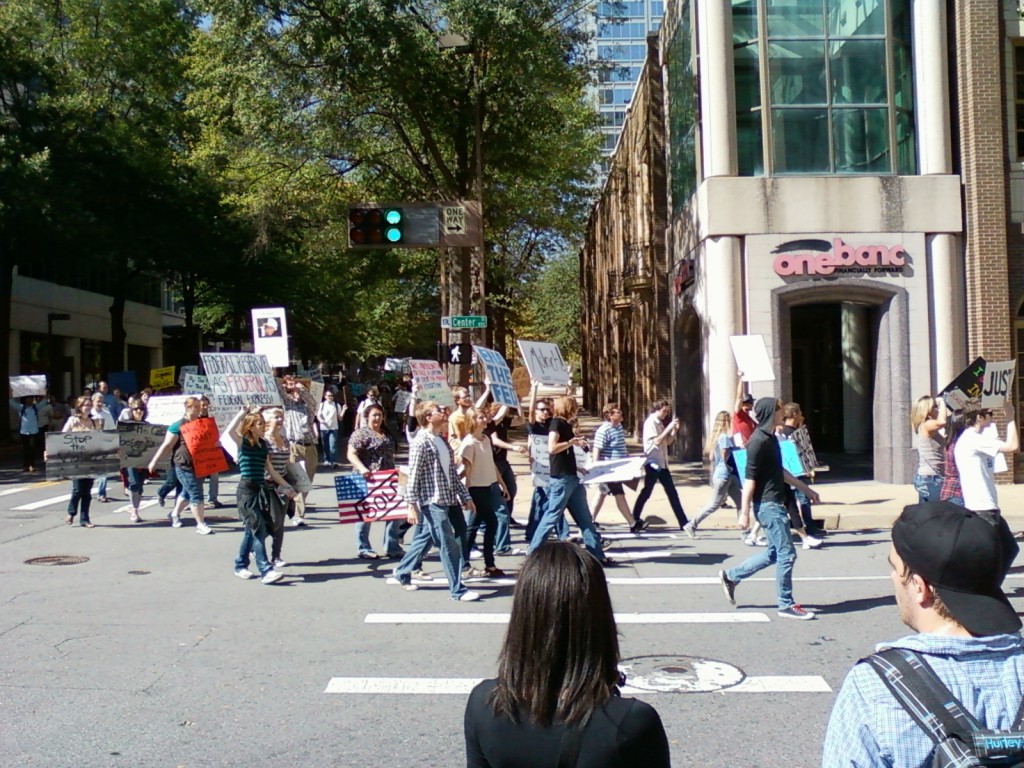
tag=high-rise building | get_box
[594,1,665,174]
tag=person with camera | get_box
[631,400,689,531]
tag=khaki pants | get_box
[289,442,318,518]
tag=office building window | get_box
[732,0,916,176]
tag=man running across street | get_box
[719,397,821,620]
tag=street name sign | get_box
[441,315,488,330]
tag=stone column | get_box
[705,236,743,417]
[697,0,737,177]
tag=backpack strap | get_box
[863,648,984,745]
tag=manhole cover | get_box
[619,655,745,693]
[25,555,90,567]
[127,570,150,576]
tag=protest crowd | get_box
[9,339,1024,768]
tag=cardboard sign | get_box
[472,346,520,408]
[409,360,456,408]
[150,366,176,389]
[335,470,408,524]
[10,375,47,398]
[982,360,1016,409]
[179,418,229,478]
[384,357,411,373]
[582,457,648,486]
[392,390,412,415]
[201,353,281,408]
[178,365,199,385]
[517,341,570,386]
[182,373,211,394]
[309,381,325,405]
[940,357,987,411]
[145,396,191,426]
[729,335,776,382]
[732,440,805,482]
[251,307,290,368]
[45,430,120,480]
[118,422,169,470]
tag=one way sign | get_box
[444,343,473,366]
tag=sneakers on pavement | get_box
[484,566,506,577]
[802,535,823,550]
[273,558,287,568]
[456,590,481,602]
[463,567,487,578]
[683,522,697,539]
[292,517,307,527]
[755,536,768,546]
[494,547,523,556]
[630,519,650,533]
[402,583,419,591]
[778,605,815,620]
[261,570,284,584]
[195,523,213,535]
[234,569,255,580]
[468,548,483,560]
[157,496,166,508]
[171,515,182,529]
[720,570,738,606]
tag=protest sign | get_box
[733,441,805,482]
[517,341,570,386]
[145,395,189,425]
[118,422,169,470]
[529,433,550,487]
[473,346,520,408]
[10,375,47,398]
[335,470,408,524]
[729,335,775,382]
[982,360,1016,409]
[940,357,986,411]
[106,371,137,396]
[409,360,456,408]
[251,307,290,368]
[182,373,211,394]
[309,380,325,405]
[582,457,648,486]
[180,418,229,478]
[384,357,411,373]
[178,365,199,384]
[392,390,411,416]
[45,430,120,480]
[150,366,176,389]
[201,352,281,409]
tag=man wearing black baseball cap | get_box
[823,502,1024,768]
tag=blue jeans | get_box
[528,475,603,560]
[726,501,797,610]
[126,468,146,495]
[394,504,468,599]
[158,465,180,501]
[207,472,220,504]
[495,461,516,550]
[321,429,338,464]
[526,486,569,543]
[633,464,688,527]
[465,484,504,568]
[176,465,204,506]
[355,521,404,557]
[914,474,942,503]
[68,478,94,524]
[235,480,272,575]
[97,476,108,499]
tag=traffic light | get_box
[348,206,404,247]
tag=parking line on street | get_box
[324,675,830,695]
[365,612,770,625]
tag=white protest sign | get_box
[45,430,120,480]
[201,352,282,409]
[729,335,776,382]
[145,396,190,425]
[581,457,648,486]
[178,365,199,385]
[409,360,455,408]
[517,341,570,386]
[473,346,520,409]
[384,357,410,373]
[9,375,47,398]
[309,380,325,405]
[182,373,211,394]
[982,360,1016,409]
[393,390,412,415]
[251,307,290,368]
[529,433,550,487]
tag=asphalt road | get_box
[2,468,1021,768]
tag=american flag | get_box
[335,470,408,525]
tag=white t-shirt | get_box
[432,434,451,479]
[954,427,1003,511]
[642,413,666,466]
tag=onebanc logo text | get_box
[771,238,907,277]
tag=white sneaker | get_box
[234,569,255,580]
[261,570,284,584]
[273,558,287,568]
[802,535,823,550]
[682,522,696,539]
[469,548,483,560]
[292,517,307,527]
[195,523,213,536]
[457,590,481,602]
[171,515,182,529]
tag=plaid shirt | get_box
[406,429,471,509]
[283,391,317,444]
[939,442,962,502]
[822,633,1024,768]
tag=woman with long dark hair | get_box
[347,402,404,559]
[464,542,669,766]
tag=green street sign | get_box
[442,315,488,330]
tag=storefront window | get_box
[732,0,917,176]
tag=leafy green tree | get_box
[517,250,582,368]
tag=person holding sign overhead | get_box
[148,397,213,535]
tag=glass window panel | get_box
[895,110,916,175]
[735,46,762,110]
[766,0,824,38]
[738,111,765,176]
[771,108,830,173]
[890,0,910,44]
[892,44,913,109]
[769,41,827,105]
[833,107,889,173]
[827,0,884,37]
[732,0,759,44]
[830,40,887,104]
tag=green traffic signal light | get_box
[385,227,402,242]
[385,209,402,225]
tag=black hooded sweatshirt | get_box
[744,397,787,507]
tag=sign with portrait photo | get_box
[251,307,290,368]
